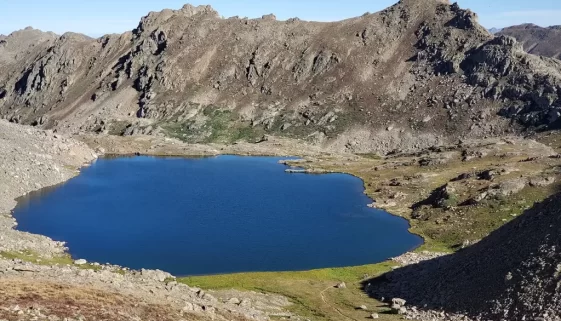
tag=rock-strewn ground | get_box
[0,119,96,256]
[281,130,561,320]
[369,191,561,321]
[78,132,327,158]
[0,260,291,321]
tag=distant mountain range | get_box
[493,24,561,60]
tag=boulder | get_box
[227,297,241,305]
[391,304,407,314]
[478,169,498,180]
[95,147,106,155]
[529,177,556,187]
[182,302,194,312]
[464,191,489,205]
[424,184,458,209]
[488,178,527,197]
[140,269,172,282]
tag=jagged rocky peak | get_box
[396,0,488,35]
[135,3,219,34]
[0,27,57,56]
[394,0,451,12]
[5,26,57,40]
[179,4,218,17]
[59,32,92,42]
[380,0,482,33]
[399,0,450,6]
[437,1,488,34]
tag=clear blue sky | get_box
[1,0,559,37]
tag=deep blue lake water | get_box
[13,156,422,276]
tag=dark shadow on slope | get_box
[363,188,561,320]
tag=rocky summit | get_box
[0,0,561,154]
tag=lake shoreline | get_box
[5,126,454,272]
[0,126,335,321]
[13,154,423,276]
[5,129,556,320]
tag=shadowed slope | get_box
[368,188,561,320]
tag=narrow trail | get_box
[319,286,359,321]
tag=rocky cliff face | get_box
[1,1,561,154]
[499,24,561,60]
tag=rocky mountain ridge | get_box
[1,0,561,155]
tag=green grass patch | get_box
[181,262,394,289]
[180,262,396,321]
[412,185,557,250]
[357,153,383,160]
[0,250,102,271]
[162,107,264,144]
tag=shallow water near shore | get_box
[13,156,422,275]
